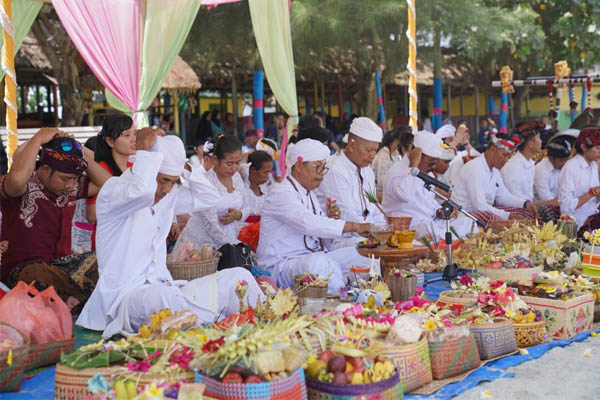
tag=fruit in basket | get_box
[139,325,151,339]
[222,372,244,384]
[307,360,328,379]
[350,372,364,384]
[332,371,347,384]
[346,356,365,373]
[244,375,263,384]
[318,349,335,362]
[328,356,346,373]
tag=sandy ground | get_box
[455,334,600,400]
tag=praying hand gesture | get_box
[219,208,242,225]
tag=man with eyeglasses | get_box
[257,139,374,295]
[1,128,111,311]
[317,117,387,249]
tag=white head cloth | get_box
[150,135,186,176]
[342,133,349,144]
[349,117,383,143]
[414,131,444,158]
[288,138,330,168]
[439,148,456,161]
[436,124,456,140]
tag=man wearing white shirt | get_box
[317,117,387,249]
[257,139,374,295]
[451,135,540,226]
[534,136,572,202]
[77,131,262,338]
[382,132,475,239]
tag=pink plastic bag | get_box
[0,281,72,344]
[40,286,72,340]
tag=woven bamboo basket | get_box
[25,335,75,371]
[167,252,220,280]
[379,338,432,393]
[196,368,307,400]
[476,265,543,283]
[513,318,547,348]
[306,372,402,400]
[437,290,477,306]
[428,334,481,380]
[54,363,194,400]
[390,275,417,302]
[469,319,517,360]
[559,221,577,239]
[387,216,412,231]
[0,323,30,392]
[294,275,328,299]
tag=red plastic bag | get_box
[0,281,71,344]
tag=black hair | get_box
[211,110,222,127]
[395,125,414,155]
[248,150,273,171]
[297,126,328,143]
[95,113,133,176]
[575,141,585,155]
[298,114,319,131]
[84,136,97,151]
[547,137,573,159]
[381,129,401,150]
[214,134,242,159]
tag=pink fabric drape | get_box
[51,0,142,112]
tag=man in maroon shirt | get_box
[0,128,110,310]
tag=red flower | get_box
[415,287,424,296]
[202,337,225,353]
[491,306,505,317]
[477,292,491,305]
[297,156,303,163]
[459,274,473,286]
[489,280,504,289]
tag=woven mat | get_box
[409,350,518,395]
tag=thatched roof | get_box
[16,35,201,92]
[162,56,201,92]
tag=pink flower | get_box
[342,304,363,317]
[477,293,491,305]
[297,156,303,163]
[491,306,505,317]
[415,287,424,296]
[127,359,152,372]
[459,274,473,286]
[395,301,414,311]
[442,318,453,328]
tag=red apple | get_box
[318,350,335,363]
[345,356,365,373]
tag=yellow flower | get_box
[591,332,598,337]
[139,383,163,399]
[80,339,104,352]
[424,319,437,331]
[506,311,515,319]
[410,306,422,313]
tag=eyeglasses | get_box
[59,139,82,152]
[308,162,329,175]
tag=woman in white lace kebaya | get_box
[174,135,249,250]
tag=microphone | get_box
[409,167,452,193]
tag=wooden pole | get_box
[173,91,180,134]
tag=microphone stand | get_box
[421,183,485,282]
